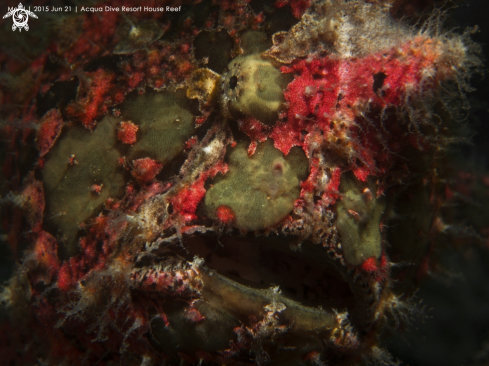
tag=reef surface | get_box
[0,0,487,365]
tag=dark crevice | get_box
[179,235,355,311]
[83,55,128,72]
[36,78,79,117]
[229,75,238,90]
[373,72,387,95]
[193,30,234,74]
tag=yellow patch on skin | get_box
[220,54,292,126]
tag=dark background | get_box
[388,1,489,365]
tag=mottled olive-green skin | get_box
[335,172,385,266]
[121,90,197,163]
[43,90,198,256]
[205,140,308,231]
[43,116,124,256]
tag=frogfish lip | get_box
[138,233,361,361]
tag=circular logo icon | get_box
[12,7,29,30]
[3,3,38,32]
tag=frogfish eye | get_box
[229,75,238,90]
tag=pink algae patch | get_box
[274,0,312,18]
[238,117,271,156]
[36,109,64,157]
[360,255,389,282]
[118,121,138,145]
[131,158,163,183]
[171,163,229,222]
[273,36,452,179]
[66,69,116,130]
[216,205,235,225]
